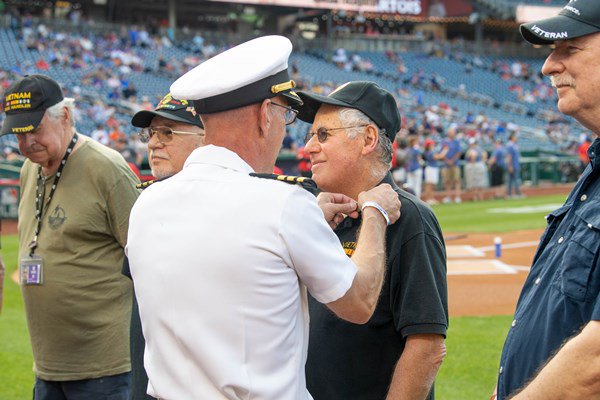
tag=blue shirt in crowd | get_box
[506,141,520,172]
[492,146,506,168]
[424,150,438,168]
[441,139,461,166]
[406,147,422,173]
[497,139,600,399]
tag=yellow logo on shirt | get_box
[342,241,356,257]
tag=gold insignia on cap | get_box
[271,80,296,94]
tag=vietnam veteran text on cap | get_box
[520,0,600,45]
[131,93,204,129]
[296,81,401,141]
[1,74,64,136]
[170,35,302,114]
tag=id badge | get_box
[20,255,44,285]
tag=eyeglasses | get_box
[304,124,370,144]
[138,126,203,144]
[270,101,299,126]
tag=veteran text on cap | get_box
[520,0,600,45]
[170,35,302,114]
[1,75,64,136]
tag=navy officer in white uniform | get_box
[126,35,401,400]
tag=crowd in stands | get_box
[0,8,592,201]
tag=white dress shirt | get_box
[127,145,357,400]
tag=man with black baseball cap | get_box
[126,36,401,399]
[132,93,204,181]
[124,93,204,400]
[298,81,448,400]
[0,74,63,136]
[495,1,600,399]
[1,74,139,400]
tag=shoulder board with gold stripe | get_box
[136,177,168,190]
[250,173,318,195]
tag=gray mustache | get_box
[550,76,576,88]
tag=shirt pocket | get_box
[532,205,570,266]
[559,202,600,302]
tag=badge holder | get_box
[20,254,44,285]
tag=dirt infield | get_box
[446,230,542,317]
[1,218,17,234]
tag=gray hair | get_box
[46,97,76,128]
[338,108,392,176]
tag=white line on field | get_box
[476,241,540,252]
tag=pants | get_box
[406,168,423,199]
[34,372,131,400]
[507,170,521,196]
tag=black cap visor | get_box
[296,92,355,124]
[280,90,303,108]
[0,109,45,136]
[131,110,202,128]
[521,15,600,45]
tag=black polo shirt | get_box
[497,139,600,399]
[306,173,448,400]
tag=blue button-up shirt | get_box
[497,138,600,399]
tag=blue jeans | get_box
[507,170,521,196]
[34,372,131,400]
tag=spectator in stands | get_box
[1,74,139,399]
[439,126,462,203]
[464,138,488,201]
[127,36,400,400]
[405,135,423,198]
[495,2,600,398]
[488,138,506,199]
[91,123,109,145]
[281,131,297,153]
[297,80,447,400]
[124,93,204,400]
[423,138,440,204]
[578,135,592,173]
[505,132,522,198]
[296,145,312,177]
[392,132,409,186]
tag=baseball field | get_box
[0,192,570,399]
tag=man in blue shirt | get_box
[438,127,462,203]
[488,139,506,199]
[505,133,521,198]
[495,1,600,398]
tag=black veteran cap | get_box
[131,93,204,129]
[1,74,64,136]
[520,0,600,45]
[297,81,401,141]
[170,35,302,114]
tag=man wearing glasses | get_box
[126,36,401,399]
[297,81,448,400]
[123,92,204,400]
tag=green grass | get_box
[0,235,34,399]
[437,315,512,399]
[432,194,567,233]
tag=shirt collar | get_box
[335,171,398,231]
[184,144,255,174]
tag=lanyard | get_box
[28,133,78,256]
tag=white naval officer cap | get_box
[170,35,303,114]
